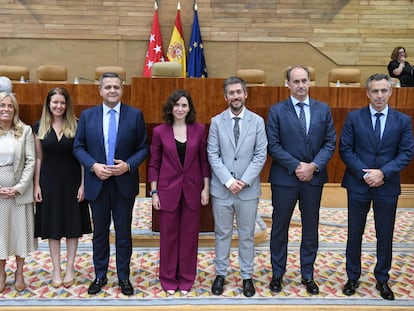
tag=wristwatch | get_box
[150,189,158,196]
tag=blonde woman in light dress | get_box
[0,92,36,293]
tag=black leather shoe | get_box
[88,277,107,295]
[269,276,283,293]
[242,279,256,297]
[376,281,395,300]
[342,279,359,296]
[301,278,319,295]
[211,275,225,295]
[119,279,134,296]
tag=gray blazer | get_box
[207,108,268,200]
[13,124,35,205]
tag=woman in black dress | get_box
[34,87,91,288]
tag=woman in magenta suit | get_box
[148,89,210,295]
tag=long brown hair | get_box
[37,87,77,139]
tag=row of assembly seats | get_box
[236,67,362,87]
[0,65,126,84]
[1,64,377,87]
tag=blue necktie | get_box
[233,117,240,146]
[374,112,383,143]
[297,103,307,135]
[107,109,116,165]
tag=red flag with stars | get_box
[142,1,165,77]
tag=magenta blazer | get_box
[148,122,210,211]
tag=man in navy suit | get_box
[73,72,148,295]
[266,66,336,295]
[339,73,414,300]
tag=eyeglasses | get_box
[398,51,405,54]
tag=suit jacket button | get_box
[234,157,237,161]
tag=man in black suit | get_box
[266,65,336,295]
[339,73,414,300]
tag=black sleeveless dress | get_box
[34,122,92,240]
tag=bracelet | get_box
[150,189,158,196]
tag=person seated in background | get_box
[0,76,12,93]
[387,47,414,87]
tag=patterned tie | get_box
[297,102,307,135]
[233,117,240,146]
[374,112,383,142]
[107,109,117,165]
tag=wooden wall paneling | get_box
[2,1,414,87]
[328,107,353,183]
[397,108,414,183]
[9,82,414,186]
[132,78,184,124]
[13,83,46,125]
[182,78,225,124]
[245,86,279,121]
[309,87,338,107]
[395,88,414,108]
[336,87,369,108]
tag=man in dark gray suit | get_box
[207,76,267,297]
[339,74,414,300]
[266,66,336,295]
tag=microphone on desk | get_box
[77,77,96,83]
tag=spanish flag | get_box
[167,2,186,77]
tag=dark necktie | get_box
[107,109,117,165]
[374,112,383,142]
[233,117,240,146]
[297,102,307,135]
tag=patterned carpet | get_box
[1,198,413,307]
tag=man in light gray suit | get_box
[207,76,267,297]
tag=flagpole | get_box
[167,1,186,77]
[142,0,165,77]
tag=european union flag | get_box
[187,6,208,78]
